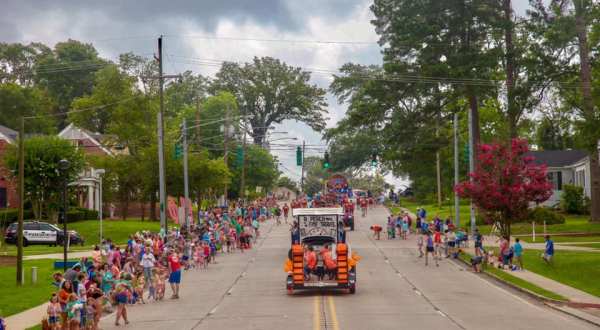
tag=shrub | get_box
[561,184,586,214]
[0,208,35,228]
[525,207,565,225]
[60,207,99,223]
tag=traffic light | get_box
[236,146,244,166]
[173,143,183,160]
[371,153,377,167]
[296,146,303,166]
[323,152,330,169]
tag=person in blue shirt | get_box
[513,238,523,270]
[543,235,554,265]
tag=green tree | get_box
[303,156,327,196]
[69,64,135,134]
[0,83,56,134]
[0,42,51,86]
[35,40,107,123]
[211,57,327,145]
[4,136,84,221]
[277,176,299,193]
[228,144,278,199]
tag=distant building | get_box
[0,124,18,208]
[527,150,590,207]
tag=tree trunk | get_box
[140,201,145,221]
[150,192,157,221]
[504,0,518,139]
[574,0,600,222]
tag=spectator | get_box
[543,235,554,265]
[513,238,524,270]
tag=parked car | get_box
[4,221,84,247]
[399,187,414,197]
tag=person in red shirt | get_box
[321,245,337,280]
[433,229,442,261]
[360,198,368,217]
[168,250,182,299]
[304,246,317,281]
[283,204,290,222]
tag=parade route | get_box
[99,206,595,330]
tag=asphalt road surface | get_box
[100,206,595,330]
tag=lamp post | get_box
[95,169,106,244]
[58,159,70,272]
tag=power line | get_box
[23,96,139,119]
[164,34,379,46]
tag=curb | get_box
[454,257,600,327]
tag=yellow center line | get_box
[313,295,321,330]
[327,295,340,330]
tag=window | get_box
[24,223,40,230]
[547,171,563,191]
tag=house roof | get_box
[0,124,18,143]
[527,150,588,167]
[58,123,113,156]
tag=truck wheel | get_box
[349,286,356,294]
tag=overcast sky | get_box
[1,0,532,189]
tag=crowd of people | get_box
[36,197,284,330]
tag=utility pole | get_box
[156,36,167,234]
[16,116,24,285]
[468,102,476,234]
[240,126,247,202]
[300,140,305,193]
[454,113,460,228]
[182,118,190,230]
[222,104,230,206]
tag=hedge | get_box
[525,207,565,225]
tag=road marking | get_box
[327,295,340,330]
[313,295,321,330]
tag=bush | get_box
[0,208,35,228]
[525,207,565,225]
[561,184,586,214]
[60,207,99,223]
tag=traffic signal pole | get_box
[300,140,305,193]
[182,118,190,230]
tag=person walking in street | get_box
[167,250,182,299]
[417,232,424,257]
[513,238,524,270]
[425,232,437,266]
[543,235,554,265]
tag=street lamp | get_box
[58,159,70,272]
[95,169,106,244]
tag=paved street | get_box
[100,206,595,330]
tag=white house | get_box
[527,150,590,207]
[58,124,116,212]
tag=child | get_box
[47,293,62,330]
[203,241,211,263]
[370,225,382,240]
[133,271,146,304]
[66,293,83,330]
[156,268,166,300]
[514,238,524,270]
[194,244,206,269]
[114,282,130,326]
[417,234,424,258]
[85,297,96,330]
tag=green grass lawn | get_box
[393,199,600,240]
[0,219,173,256]
[483,247,600,298]
[457,252,567,301]
[560,242,600,249]
[520,235,600,243]
[0,258,69,317]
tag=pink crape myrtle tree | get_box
[455,139,553,239]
